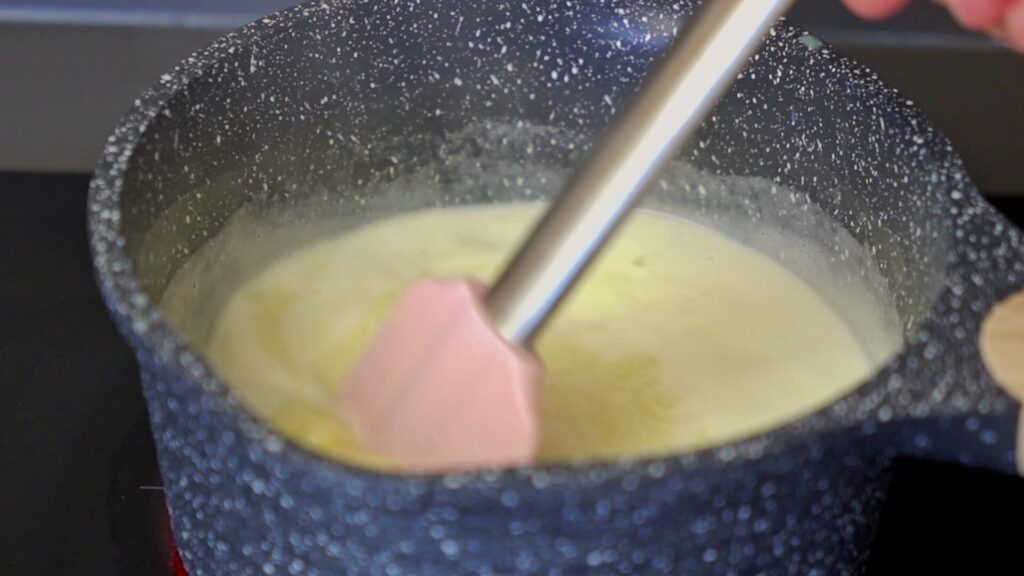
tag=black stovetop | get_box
[1,171,1022,575]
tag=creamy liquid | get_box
[206,203,873,470]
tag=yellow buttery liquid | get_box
[206,203,873,470]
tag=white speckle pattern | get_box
[87,0,1023,574]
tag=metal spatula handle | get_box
[486,0,796,345]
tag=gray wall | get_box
[1,1,1022,194]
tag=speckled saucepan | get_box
[88,0,1024,574]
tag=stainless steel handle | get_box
[486,0,796,345]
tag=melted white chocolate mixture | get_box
[202,203,875,470]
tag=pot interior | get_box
[118,1,955,450]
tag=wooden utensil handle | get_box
[980,290,1024,475]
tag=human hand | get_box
[841,0,1024,51]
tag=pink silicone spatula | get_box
[338,0,795,473]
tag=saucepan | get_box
[88,0,1024,573]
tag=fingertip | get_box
[948,0,1012,31]
[1005,1,1024,51]
[842,0,913,20]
